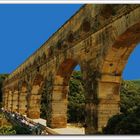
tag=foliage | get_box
[40,75,53,124]
[68,71,85,123]
[0,74,9,102]
[12,125,31,134]
[103,106,140,134]
[0,126,16,135]
[40,91,47,119]
[103,80,140,134]
[40,71,85,123]
[102,113,125,134]
[120,80,140,114]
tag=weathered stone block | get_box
[50,114,67,128]
[27,110,40,119]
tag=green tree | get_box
[120,80,140,114]
[0,74,9,103]
[0,126,16,135]
[103,80,140,134]
[40,71,85,123]
[68,71,85,123]
[103,106,140,134]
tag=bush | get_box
[67,71,85,123]
[103,114,125,134]
[103,106,140,134]
[0,74,9,102]
[0,126,16,135]
[12,125,31,134]
[103,80,140,134]
[120,80,140,114]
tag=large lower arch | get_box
[95,14,140,133]
[49,59,80,128]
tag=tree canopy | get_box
[0,74,9,103]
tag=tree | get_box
[120,80,140,114]
[40,71,86,123]
[0,126,16,135]
[0,74,9,103]
[103,106,140,134]
[103,80,140,134]
[67,71,85,123]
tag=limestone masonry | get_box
[2,4,140,134]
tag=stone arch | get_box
[27,73,44,119]
[92,17,140,133]
[101,23,140,76]
[49,58,82,128]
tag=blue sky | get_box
[0,4,139,80]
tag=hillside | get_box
[132,80,140,86]
[0,74,9,103]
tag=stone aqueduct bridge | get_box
[2,4,140,134]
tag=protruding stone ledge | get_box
[99,74,122,83]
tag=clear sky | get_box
[0,4,139,80]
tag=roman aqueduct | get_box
[2,4,140,134]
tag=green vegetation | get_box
[103,80,140,134]
[0,112,31,135]
[68,71,85,123]
[103,108,140,134]
[0,74,16,135]
[40,71,85,123]
[0,112,16,135]
[12,125,31,134]
[0,126,16,135]
[120,80,140,114]
[0,74,9,103]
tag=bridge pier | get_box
[27,85,41,119]
[27,94,40,119]
[3,89,8,110]
[84,74,120,134]
[48,76,68,128]
[12,90,19,112]
[50,100,67,128]
[18,87,27,115]
[7,91,12,112]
